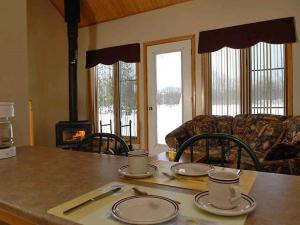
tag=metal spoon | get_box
[132,187,181,205]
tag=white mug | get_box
[128,150,148,174]
[208,170,241,209]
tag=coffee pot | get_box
[0,102,16,159]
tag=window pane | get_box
[119,62,138,137]
[156,52,182,145]
[250,43,285,115]
[95,64,115,133]
[211,47,241,116]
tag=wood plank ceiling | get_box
[49,0,190,27]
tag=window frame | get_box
[89,62,140,144]
[201,43,293,116]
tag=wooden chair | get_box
[76,133,130,156]
[120,120,133,151]
[174,133,262,171]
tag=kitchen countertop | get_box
[0,146,299,225]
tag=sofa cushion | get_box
[252,123,285,156]
[181,119,195,139]
[165,119,194,148]
[188,145,236,164]
[192,115,233,146]
[232,114,249,139]
[264,142,300,161]
[216,116,233,134]
[288,156,300,175]
[165,115,233,149]
[233,114,286,153]
[283,115,300,144]
[236,123,284,169]
[193,115,217,134]
[231,114,286,169]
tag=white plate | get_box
[171,163,214,177]
[111,195,179,224]
[118,164,157,178]
[194,191,256,216]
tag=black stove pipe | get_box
[64,0,80,122]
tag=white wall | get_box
[77,0,300,148]
[0,0,29,146]
[28,0,71,147]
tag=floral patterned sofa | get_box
[165,114,300,175]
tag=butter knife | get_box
[63,186,122,214]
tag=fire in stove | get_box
[56,121,92,149]
[63,130,86,142]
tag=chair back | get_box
[174,133,262,171]
[76,133,130,156]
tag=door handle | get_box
[148,107,153,111]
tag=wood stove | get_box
[56,121,92,149]
[55,0,92,149]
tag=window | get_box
[250,43,285,115]
[211,48,241,116]
[119,62,138,137]
[206,43,291,116]
[94,62,139,140]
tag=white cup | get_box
[208,170,241,209]
[128,150,148,174]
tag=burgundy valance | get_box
[86,43,140,68]
[198,17,296,53]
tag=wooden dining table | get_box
[0,146,299,225]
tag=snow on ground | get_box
[98,104,182,145]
